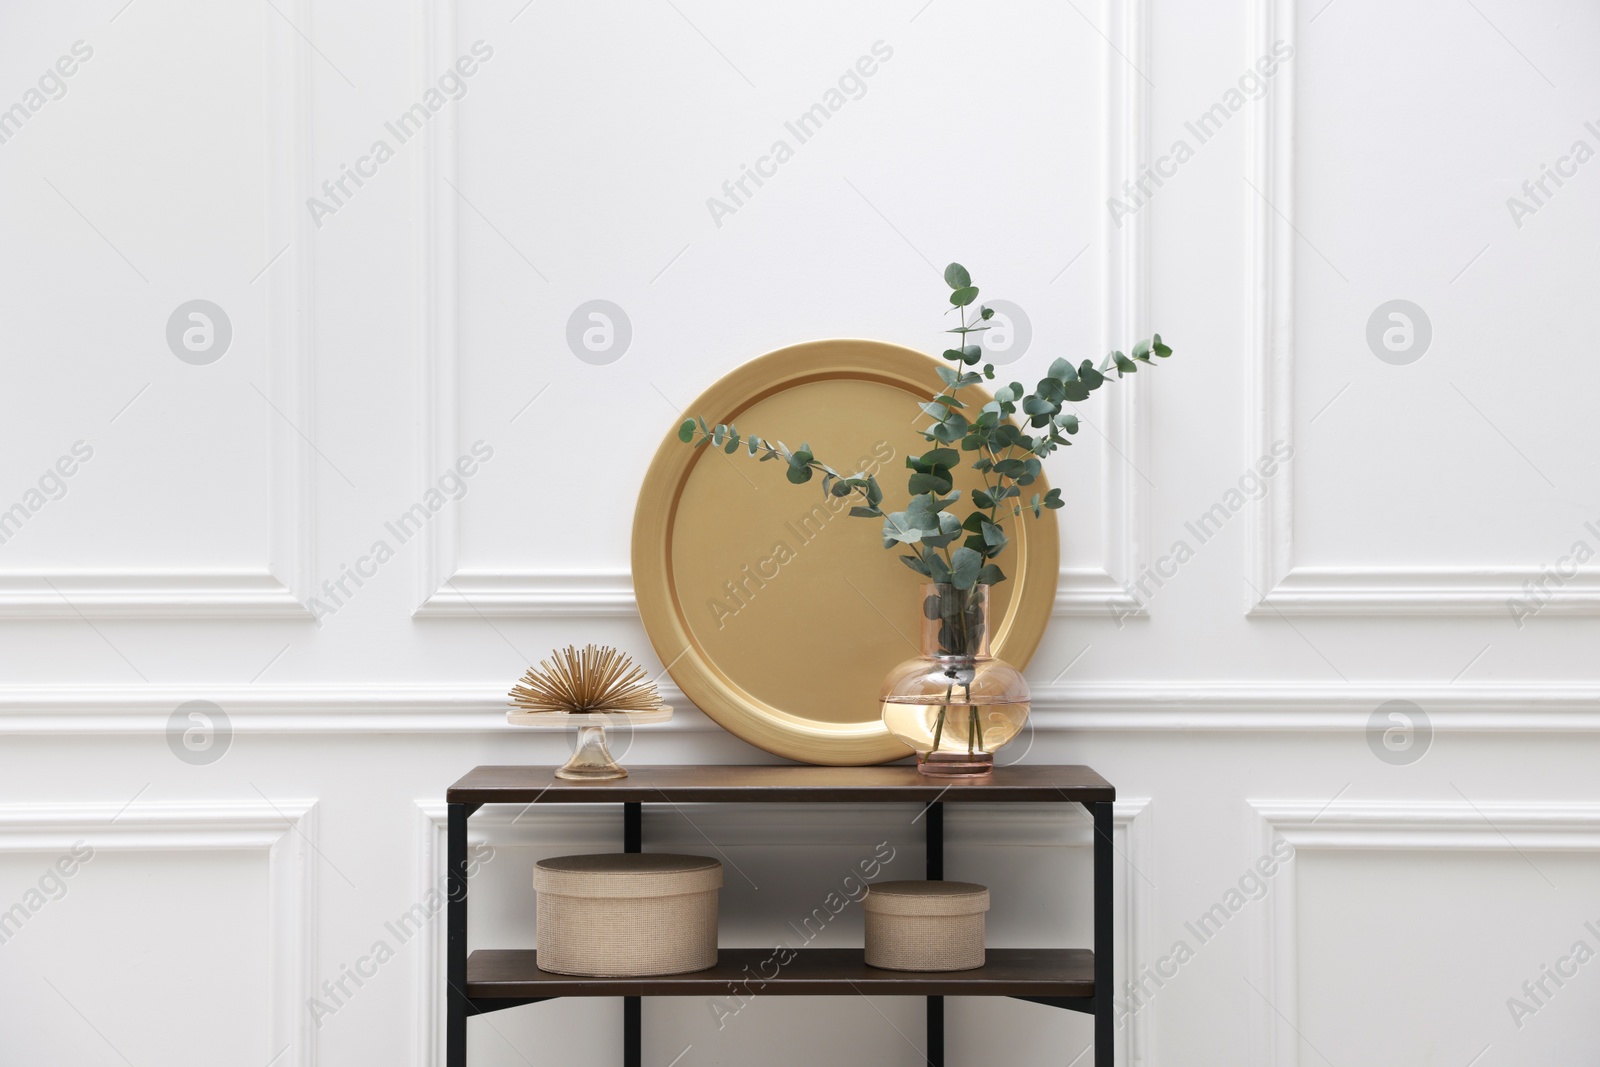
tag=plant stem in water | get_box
[930,683,952,755]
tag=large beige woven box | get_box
[863,880,989,972]
[534,853,722,976]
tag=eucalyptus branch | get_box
[676,261,1175,596]
[677,419,885,515]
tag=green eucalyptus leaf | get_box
[1035,377,1066,403]
[930,412,970,443]
[940,550,979,591]
[883,512,922,547]
[944,262,971,289]
[900,554,932,577]
[993,423,1025,448]
[926,551,952,584]
[976,564,1007,586]
[950,286,979,307]
[908,470,953,495]
[904,495,941,533]
[950,546,982,590]
[1047,357,1077,382]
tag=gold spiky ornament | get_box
[508,644,666,715]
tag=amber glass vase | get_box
[879,583,1030,776]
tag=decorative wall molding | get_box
[413,798,1150,1067]
[263,0,319,615]
[7,680,1600,734]
[414,571,637,618]
[0,4,315,620]
[1248,799,1600,1065]
[414,0,461,619]
[1244,0,1298,617]
[412,0,1150,619]
[1090,0,1152,621]
[1249,566,1600,617]
[416,569,1140,619]
[0,572,309,619]
[1244,0,1598,616]
[0,799,319,1067]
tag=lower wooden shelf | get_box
[467,947,1095,1000]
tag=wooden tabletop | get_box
[446,764,1113,805]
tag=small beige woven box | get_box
[533,853,722,976]
[863,880,989,972]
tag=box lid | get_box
[862,880,990,916]
[534,853,723,897]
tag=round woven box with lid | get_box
[863,880,989,972]
[534,853,722,976]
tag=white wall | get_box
[1,0,1598,1064]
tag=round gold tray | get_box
[631,339,1059,765]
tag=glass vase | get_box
[879,583,1031,777]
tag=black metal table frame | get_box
[445,796,1113,1067]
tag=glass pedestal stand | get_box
[506,709,674,780]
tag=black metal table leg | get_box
[624,802,643,1067]
[1092,801,1113,1067]
[926,800,944,1067]
[624,802,642,854]
[447,803,470,1067]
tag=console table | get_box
[444,764,1115,1066]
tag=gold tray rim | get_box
[630,339,1059,766]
